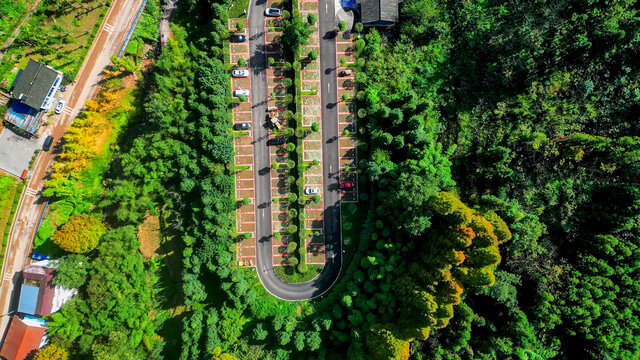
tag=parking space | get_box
[230,18,257,267]
[336,30,358,203]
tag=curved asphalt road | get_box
[249,0,341,300]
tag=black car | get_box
[267,137,286,146]
[234,122,251,130]
[43,135,54,151]
[230,34,247,42]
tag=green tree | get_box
[51,214,105,253]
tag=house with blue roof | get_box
[4,59,63,135]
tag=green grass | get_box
[0,0,109,90]
[0,176,24,268]
[275,264,323,283]
[229,0,250,18]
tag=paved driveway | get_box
[0,127,45,177]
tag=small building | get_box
[5,59,63,135]
[358,0,398,27]
[0,316,46,360]
[17,264,56,317]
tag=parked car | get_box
[339,181,355,190]
[267,137,286,146]
[232,69,249,78]
[304,187,320,195]
[55,100,66,114]
[233,89,250,97]
[265,8,282,17]
[43,135,54,151]
[234,122,251,130]
[230,34,247,42]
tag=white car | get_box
[233,89,250,97]
[54,100,66,114]
[232,69,249,78]
[265,8,282,17]
[304,187,320,195]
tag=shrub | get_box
[283,78,293,87]
[295,128,305,138]
[343,237,352,245]
[293,61,302,71]
[286,143,296,152]
[338,21,347,32]
[289,256,299,267]
[341,93,349,102]
[307,49,318,61]
[288,241,298,253]
[312,195,321,203]
[274,232,282,239]
[356,58,365,67]
[238,94,247,102]
[286,128,295,136]
[307,13,317,25]
[242,198,251,206]
[358,108,367,118]
[286,159,295,168]
[269,57,275,65]
[272,162,280,169]
[288,208,298,219]
[288,193,298,202]
[288,224,298,234]
[244,233,251,239]
[297,263,307,273]
[287,175,296,184]
[296,177,305,187]
[282,10,291,19]
[354,22,363,33]
[236,21,245,32]
[343,129,350,137]
[283,62,292,71]
[238,57,246,67]
[311,122,320,132]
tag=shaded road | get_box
[249,0,341,300]
[0,0,145,343]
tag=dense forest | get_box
[38,0,639,359]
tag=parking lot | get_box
[0,126,46,177]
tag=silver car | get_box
[233,89,250,97]
[265,8,282,17]
[232,69,249,78]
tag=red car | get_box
[339,182,355,190]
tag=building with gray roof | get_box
[4,59,63,135]
[359,0,398,27]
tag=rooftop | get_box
[360,0,398,26]
[0,316,45,360]
[11,59,62,110]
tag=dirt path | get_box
[0,0,43,63]
[160,0,179,47]
[0,0,145,343]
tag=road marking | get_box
[103,23,114,33]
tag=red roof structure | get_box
[0,316,45,360]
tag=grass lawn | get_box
[229,0,250,18]
[0,175,24,266]
[0,0,37,45]
[275,264,323,283]
[0,0,109,90]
